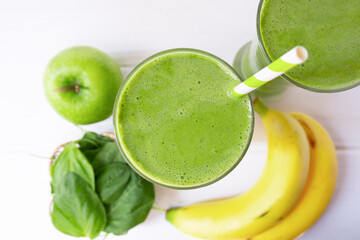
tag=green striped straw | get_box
[233,46,308,97]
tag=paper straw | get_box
[233,46,308,97]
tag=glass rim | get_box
[256,0,360,93]
[113,48,255,190]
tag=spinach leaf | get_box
[78,131,125,173]
[51,143,95,191]
[92,142,126,174]
[95,162,131,204]
[51,173,107,239]
[85,132,155,235]
[78,132,113,163]
[50,131,155,238]
[98,168,155,235]
[78,132,114,149]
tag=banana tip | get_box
[165,207,180,224]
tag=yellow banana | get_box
[250,112,338,240]
[166,100,310,239]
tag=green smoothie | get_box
[259,0,360,91]
[114,49,253,188]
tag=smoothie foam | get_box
[260,0,360,91]
[115,50,253,188]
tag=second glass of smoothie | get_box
[234,0,360,96]
[114,49,254,189]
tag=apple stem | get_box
[55,83,80,93]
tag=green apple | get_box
[44,46,123,125]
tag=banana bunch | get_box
[166,100,337,240]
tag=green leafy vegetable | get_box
[78,132,113,162]
[95,162,131,204]
[86,134,155,235]
[51,143,95,191]
[98,168,155,235]
[92,141,126,174]
[51,173,107,239]
[50,132,155,239]
[78,132,114,149]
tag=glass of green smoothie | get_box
[234,0,360,97]
[114,49,254,189]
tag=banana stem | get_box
[253,98,269,117]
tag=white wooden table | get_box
[1,0,359,239]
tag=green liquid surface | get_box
[115,50,253,188]
[260,0,360,91]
